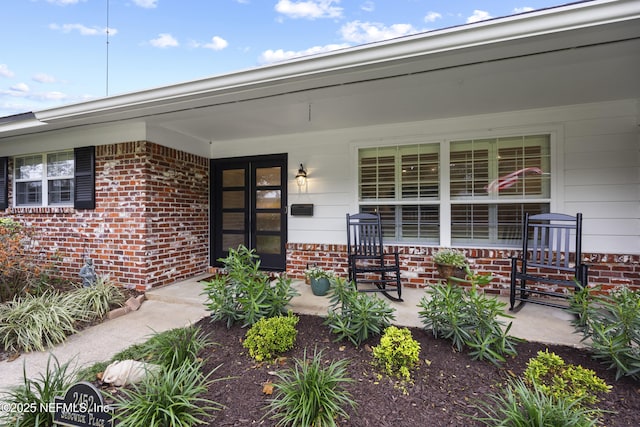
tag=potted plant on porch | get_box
[304,267,335,296]
[433,249,467,281]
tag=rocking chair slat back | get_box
[510,212,588,311]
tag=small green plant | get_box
[433,248,467,267]
[265,348,356,427]
[470,378,604,427]
[372,326,421,382]
[142,325,210,369]
[569,286,640,380]
[418,268,519,365]
[65,276,126,322]
[203,245,299,328]
[325,277,395,346]
[304,266,335,280]
[0,354,77,427]
[524,350,611,405]
[113,360,224,427]
[0,291,79,352]
[243,312,299,362]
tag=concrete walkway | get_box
[0,275,584,392]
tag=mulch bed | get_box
[197,314,640,426]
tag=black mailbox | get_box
[290,204,314,216]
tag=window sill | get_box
[7,206,75,215]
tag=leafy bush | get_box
[372,326,421,381]
[266,348,356,427]
[243,312,299,362]
[0,291,79,352]
[113,360,224,427]
[325,277,395,346]
[0,218,57,302]
[524,350,611,405]
[203,245,299,328]
[418,273,519,365]
[470,378,604,427]
[433,248,467,267]
[65,276,126,322]
[0,354,77,427]
[569,286,640,380]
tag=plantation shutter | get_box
[74,146,95,209]
[0,157,7,210]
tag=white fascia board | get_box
[32,0,640,124]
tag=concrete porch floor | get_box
[146,274,585,348]
[0,274,584,393]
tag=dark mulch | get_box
[197,314,640,427]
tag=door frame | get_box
[210,153,288,271]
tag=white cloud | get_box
[275,0,343,19]
[203,36,228,51]
[467,10,492,23]
[132,0,158,8]
[340,20,418,44]
[0,64,15,78]
[46,0,86,5]
[424,11,442,23]
[259,43,349,64]
[513,7,534,13]
[150,33,179,48]
[10,83,30,94]
[32,73,57,84]
[49,23,115,36]
[361,1,374,13]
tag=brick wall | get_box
[2,141,209,291]
[286,243,640,295]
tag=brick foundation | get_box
[286,243,640,295]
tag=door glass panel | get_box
[256,235,280,254]
[257,213,281,231]
[256,190,280,209]
[223,212,244,230]
[256,167,281,186]
[222,190,245,208]
[222,234,245,250]
[223,169,244,187]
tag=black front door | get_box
[211,154,287,270]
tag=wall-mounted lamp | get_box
[295,163,307,187]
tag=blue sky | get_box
[1,0,574,117]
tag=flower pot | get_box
[436,264,466,282]
[310,277,331,296]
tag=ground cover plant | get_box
[196,313,639,426]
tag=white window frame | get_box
[354,129,557,248]
[13,151,75,207]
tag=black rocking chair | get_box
[346,213,403,302]
[510,212,588,311]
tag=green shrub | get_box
[372,326,421,382]
[0,354,77,427]
[569,286,640,380]
[65,276,126,322]
[470,378,603,427]
[524,350,611,405]
[265,348,356,427]
[0,291,79,352]
[113,360,224,427]
[325,277,395,346]
[203,245,299,328]
[243,312,299,362]
[418,274,519,365]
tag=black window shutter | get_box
[74,146,95,209]
[0,157,7,210]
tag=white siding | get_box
[210,99,640,254]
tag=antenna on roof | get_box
[106,0,110,96]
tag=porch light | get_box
[295,164,307,187]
